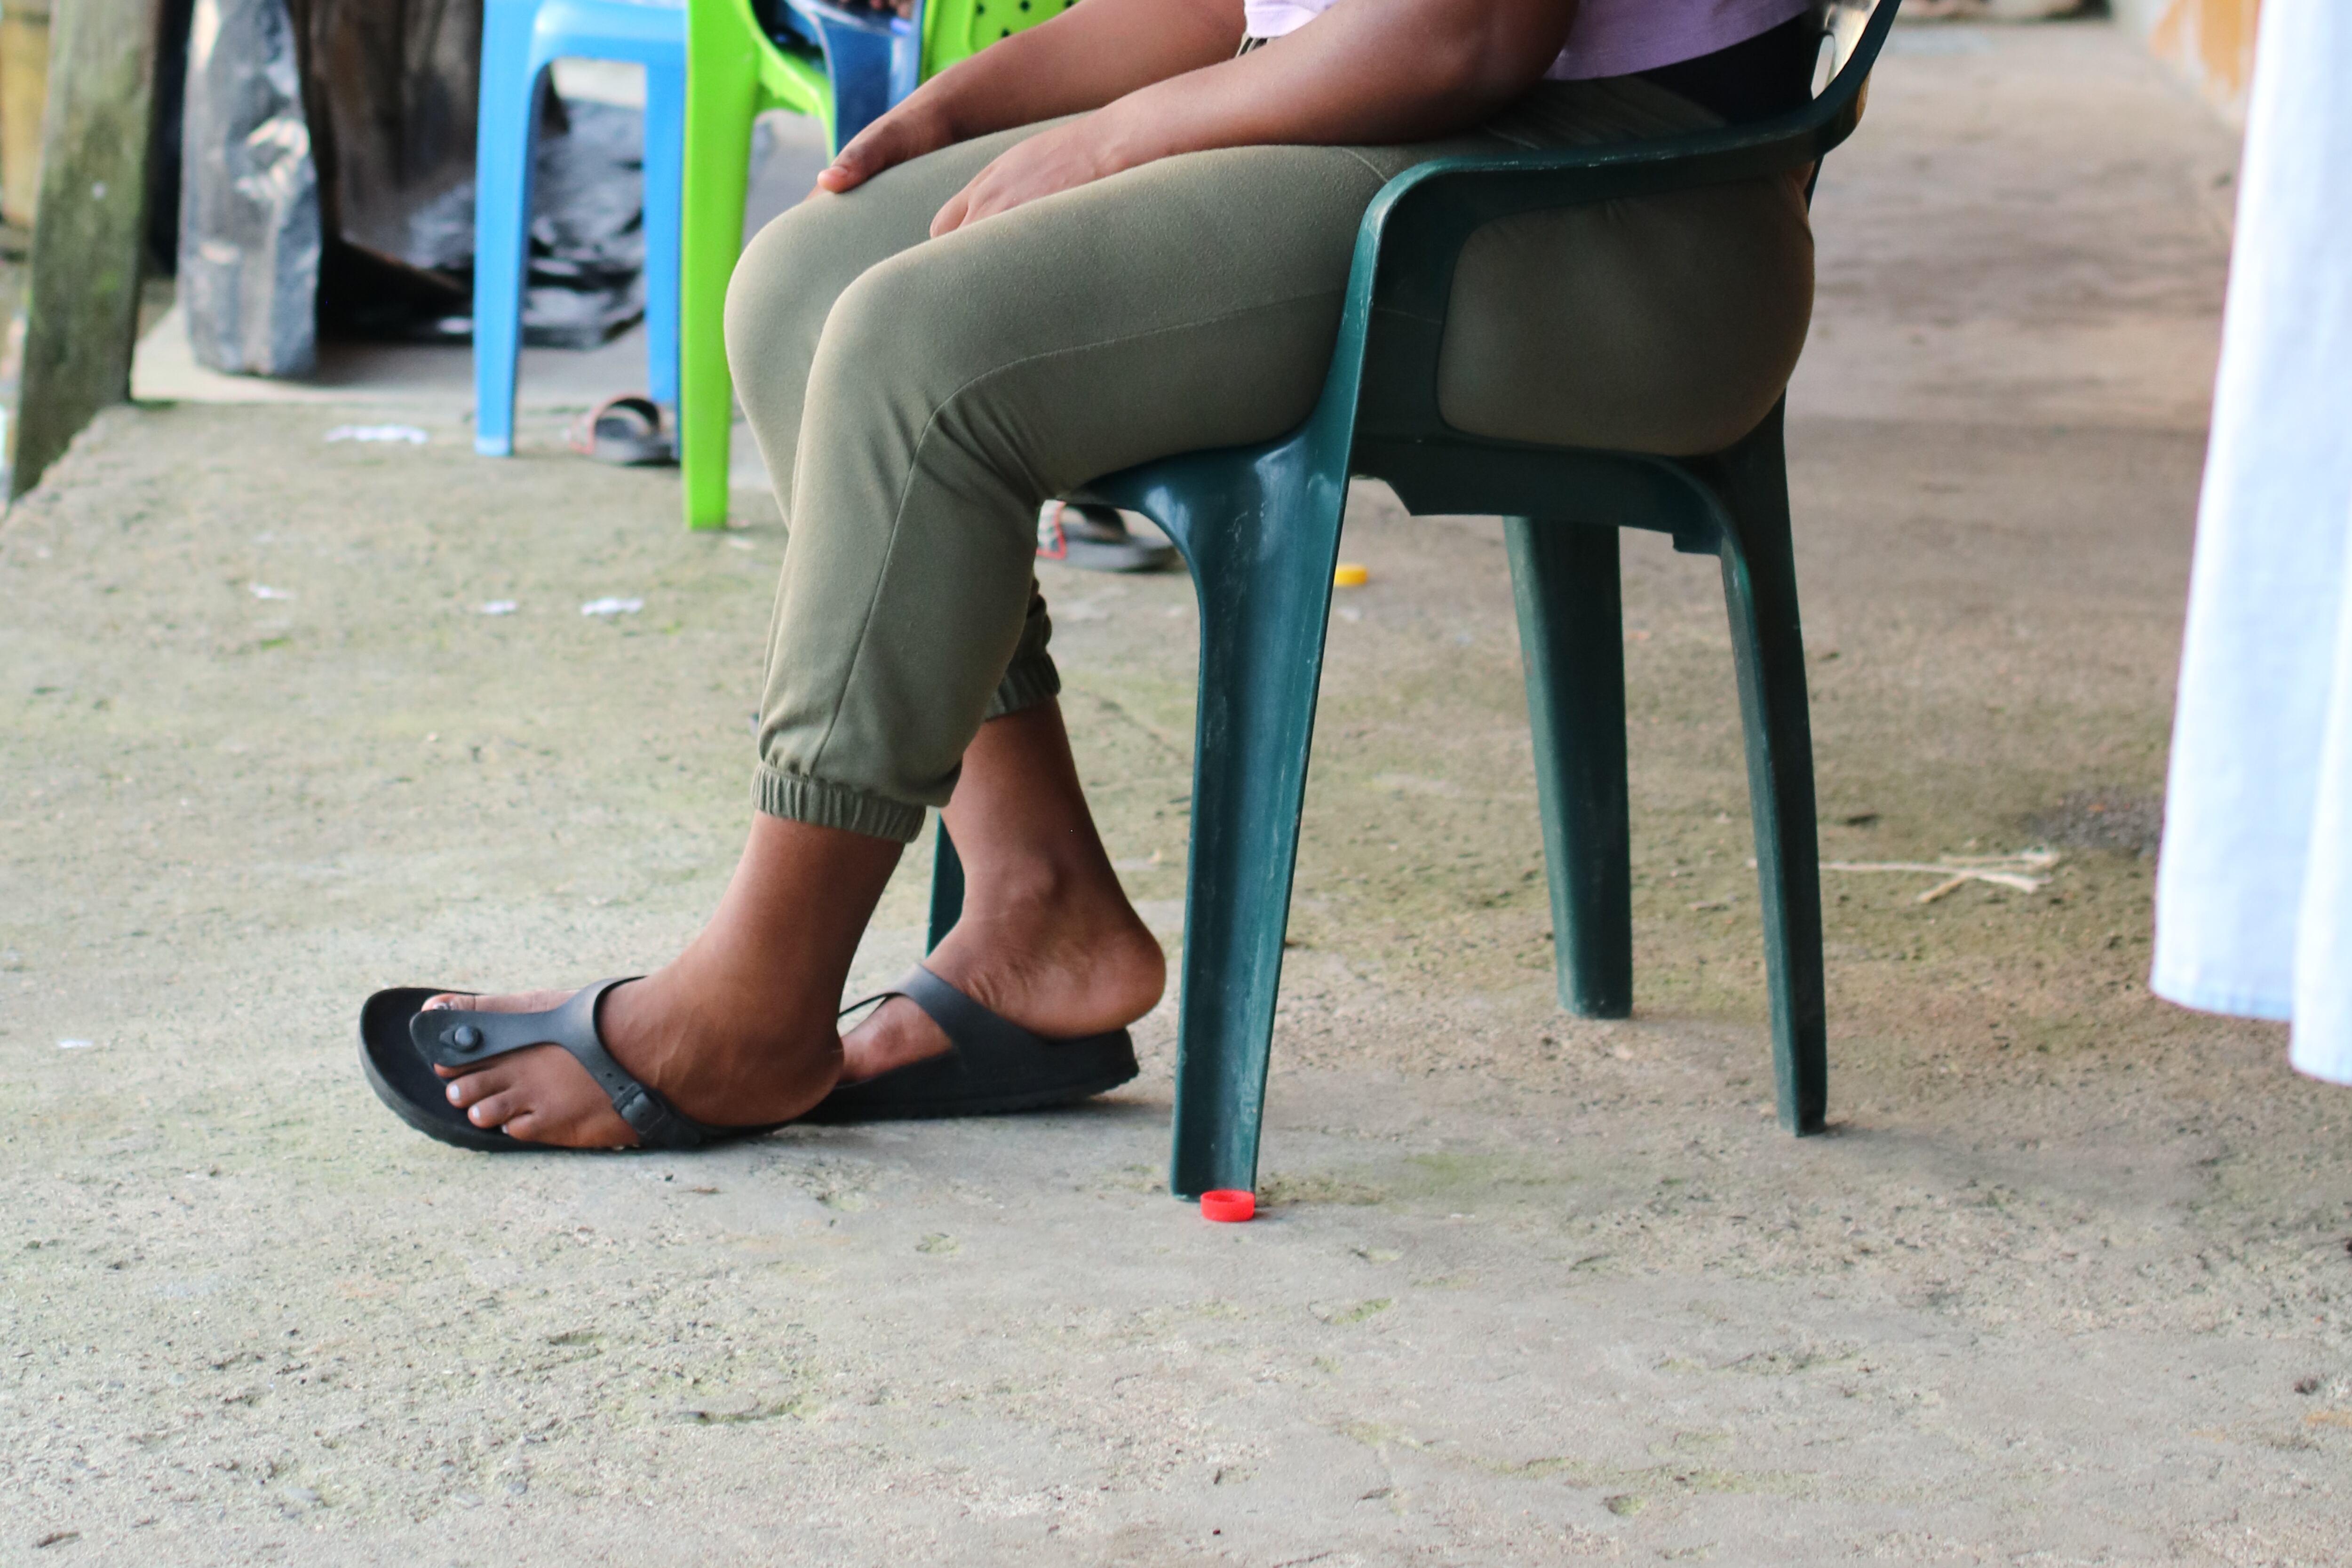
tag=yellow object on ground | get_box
[1333,563,1370,587]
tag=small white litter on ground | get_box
[248,583,291,600]
[1819,849,2062,902]
[325,424,429,445]
[481,600,518,616]
[580,597,644,617]
[57,1039,95,1050]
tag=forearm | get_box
[899,0,1246,143]
[1089,0,1580,168]
[832,0,1581,221]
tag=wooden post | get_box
[10,0,165,499]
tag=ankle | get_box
[958,852,1132,929]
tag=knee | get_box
[802,247,1001,425]
[723,197,870,390]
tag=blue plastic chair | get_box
[472,0,920,459]
[474,0,688,457]
[926,0,1900,1197]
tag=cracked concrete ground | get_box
[5,18,2349,1567]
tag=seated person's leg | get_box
[420,131,1402,1146]
[744,133,1418,1083]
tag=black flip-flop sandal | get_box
[566,394,675,467]
[358,979,786,1151]
[806,964,1140,1122]
[1035,501,1179,574]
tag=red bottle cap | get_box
[1200,1189,1255,1223]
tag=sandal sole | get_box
[359,987,529,1153]
[797,1034,1140,1124]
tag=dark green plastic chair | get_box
[930,0,1900,1197]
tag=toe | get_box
[461,1088,527,1129]
[424,987,576,1014]
[429,1045,640,1147]
[444,1064,513,1106]
[500,1107,636,1148]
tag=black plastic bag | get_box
[178,0,649,369]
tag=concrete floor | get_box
[6,19,2350,1567]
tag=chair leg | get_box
[639,58,686,409]
[1094,442,1349,1199]
[1710,409,1827,1133]
[926,819,964,955]
[679,39,758,529]
[470,11,545,459]
[1504,519,1633,1019]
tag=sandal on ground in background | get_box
[358,979,785,1151]
[1035,501,1179,574]
[809,963,1140,1122]
[567,395,676,467]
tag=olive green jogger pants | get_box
[723,76,1815,843]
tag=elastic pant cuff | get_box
[983,653,1061,721]
[753,764,928,844]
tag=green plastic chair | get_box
[925,0,1901,1197]
[679,0,1080,529]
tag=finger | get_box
[930,186,973,239]
[823,103,939,194]
[817,157,869,193]
[956,182,1023,231]
[818,123,896,193]
[818,153,872,194]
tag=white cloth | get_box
[1240,0,1809,81]
[2152,0,2352,1084]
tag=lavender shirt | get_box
[1242,0,1812,80]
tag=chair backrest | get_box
[922,0,1077,73]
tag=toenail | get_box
[447,1082,465,1104]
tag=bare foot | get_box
[425,985,634,1147]
[841,700,1164,1081]
[841,872,1165,1080]
[426,968,841,1147]
[426,814,899,1148]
